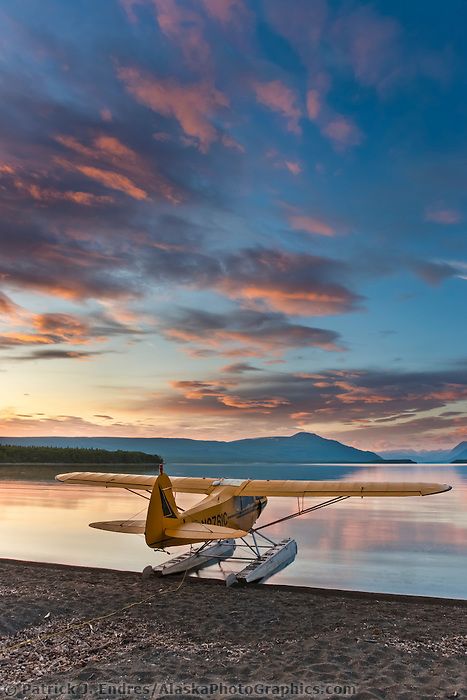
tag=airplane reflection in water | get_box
[0,464,466,598]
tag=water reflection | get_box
[0,464,466,598]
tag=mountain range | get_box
[2,432,464,463]
[380,443,467,463]
[0,432,382,464]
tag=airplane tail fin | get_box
[145,472,181,547]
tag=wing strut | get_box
[252,495,350,533]
[125,488,151,500]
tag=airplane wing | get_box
[55,472,218,494]
[56,472,452,498]
[238,480,452,497]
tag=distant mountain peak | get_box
[290,431,319,439]
[450,440,467,460]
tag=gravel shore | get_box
[0,559,466,699]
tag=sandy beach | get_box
[0,560,466,699]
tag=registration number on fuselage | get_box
[200,512,228,527]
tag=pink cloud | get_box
[306,89,321,120]
[304,78,363,151]
[100,108,112,122]
[288,214,335,237]
[331,5,450,93]
[120,0,143,23]
[321,115,362,150]
[221,134,245,153]
[118,66,230,152]
[425,207,462,225]
[153,0,211,68]
[252,80,301,134]
[200,0,245,24]
[285,161,302,176]
[265,151,302,175]
[333,7,401,91]
[264,0,328,56]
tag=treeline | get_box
[0,445,163,464]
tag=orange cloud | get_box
[160,307,343,358]
[0,292,20,317]
[201,249,361,316]
[0,332,52,347]
[13,179,113,206]
[170,379,289,414]
[288,214,335,237]
[171,379,232,400]
[118,66,230,152]
[334,381,393,405]
[220,395,289,410]
[55,134,95,158]
[225,284,351,315]
[56,133,181,204]
[72,164,147,200]
[32,313,95,345]
[0,311,106,351]
[253,80,301,134]
[165,324,340,355]
[93,135,137,159]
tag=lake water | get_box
[1,463,466,599]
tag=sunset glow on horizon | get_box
[1,0,467,451]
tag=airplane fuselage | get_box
[181,494,267,534]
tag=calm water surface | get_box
[0,463,466,599]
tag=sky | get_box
[0,0,467,452]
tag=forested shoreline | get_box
[0,445,162,464]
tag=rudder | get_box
[145,472,180,547]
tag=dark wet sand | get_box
[0,559,466,699]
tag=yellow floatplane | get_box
[56,467,451,584]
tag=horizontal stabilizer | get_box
[89,519,145,534]
[164,522,248,541]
